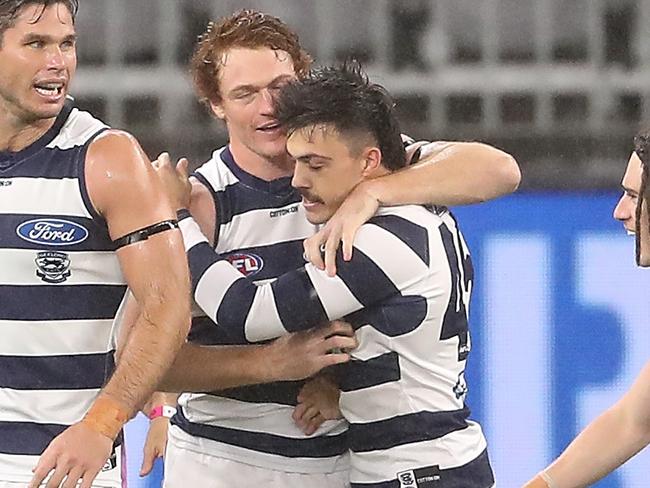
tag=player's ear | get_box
[361,147,382,177]
[210,101,226,120]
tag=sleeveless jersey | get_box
[171,146,349,474]
[0,103,127,486]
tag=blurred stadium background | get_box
[71,1,650,487]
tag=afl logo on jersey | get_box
[35,251,71,283]
[226,253,264,277]
[17,218,89,246]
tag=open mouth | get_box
[34,82,64,98]
[301,196,323,209]
[257,122,281,133]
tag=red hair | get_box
[191,9,312,106]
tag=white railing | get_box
[72,0,650,141]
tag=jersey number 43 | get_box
[438,222,473,361]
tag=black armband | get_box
[112,219,179,249]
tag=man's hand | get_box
[303,181,379,276]
[153,152,191,211]
[293,375,343,435]
[29,422,113,488]
[139,416,169,477]
[267,321,357,381]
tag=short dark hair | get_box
[191,9,312,106]
[0,0,78,44]
[274,61,406,171]
[633,129,650,264]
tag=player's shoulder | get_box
[195,145,228,172]
[348,207,434,271]
[355,206,441,249]
[401,134,453,165]
[369,205,446,228]
[84,129,159,206]
[49,106,108,150]
[86,129,147,171]
[193,145,239,192]
[91,128,137,146]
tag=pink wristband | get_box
[148,405,177,420]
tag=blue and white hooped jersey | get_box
[180,202,495,487]
[171,146,350,474]
[0,103,127,486]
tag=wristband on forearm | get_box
[81,397,130,440]
[148,405,177,420]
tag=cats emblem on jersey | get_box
[453,371,468,399]
[35,251,71,283]
[397,466,441,488]
[17,218,89,246]
[225,253,264,277]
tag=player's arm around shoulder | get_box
[303,138,520,276]
[376,138,521,207]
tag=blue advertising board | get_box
[455,193,650,488]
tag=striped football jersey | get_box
[0,103,127,486]
[171,146,349,474]
[179,202,494,487]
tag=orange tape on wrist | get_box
[81,397,130,440]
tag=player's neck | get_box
[0,108,56,152]
[365,166,392,182]
[229,140,294,181]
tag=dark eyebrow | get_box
[228,84,256,97]
[268,74,294,86]
[293,153,332,163]
[22,33,77,43]
[230,75,294,95]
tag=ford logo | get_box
[226,253,264,277]
[17,218,89,246]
